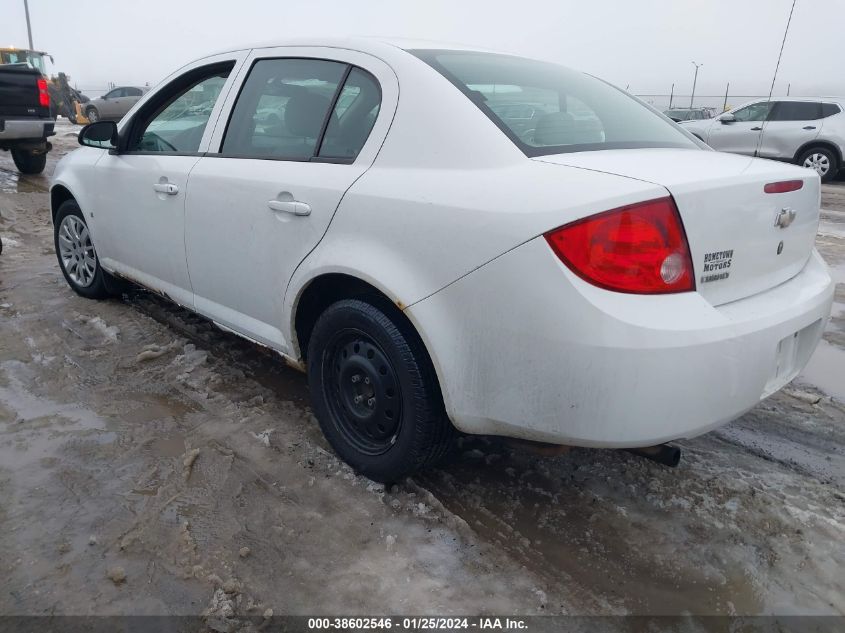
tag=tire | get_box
[798,146,839,183]
[307,299,454,483]
[53,200,112,299]
[11,149,47,175]
[86,107,100,123]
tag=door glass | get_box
[222,58,347,159]
[318,67,381,160]
[731,102,772,122]
[130,68,231,153]
[769,101,822,121]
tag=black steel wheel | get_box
[325,331,403,455]
[307,298,453,482]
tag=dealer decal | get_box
[700,249,733,284]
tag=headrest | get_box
[285,92,331,137]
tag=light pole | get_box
[690,61,703,108]
[23,0,34,49]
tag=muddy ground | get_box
[1,122,844,621]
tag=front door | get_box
[708,101,772,155]
[93,59,242,307]
[184,49,395,352]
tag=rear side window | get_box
[318,67,381,160]
[222,58,347,160]
[822,103,841,118]
[125,87,143,97]
[770,101,822,121]
[412,50,698,156]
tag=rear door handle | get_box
[268,199,311,216]
[153,182,179,195]
[803,126,816,130]
[750,126,763,131]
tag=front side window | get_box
[222,58,347,160]
[412,50,699,156]
[769,101,821,121]
[104,88,123,99]
[731,102,772,122]
[128,65,232,153]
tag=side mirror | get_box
[719,113,736,123]
[79,121,118,149]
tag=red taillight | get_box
[764,180,803,194]
[544,197,695,294]
[37,77,50,107]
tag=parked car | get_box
[51,39,833,482]
[0,63,54,173]
[85,86,148,122]
[664,107,715,122]
[681,97,845,181]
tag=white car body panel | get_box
[407,240,832,445]
[51,37,835,449]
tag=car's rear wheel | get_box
[86,107,100,123]
[307,299,454,483]
[54,200,111,299]
[11,149,47,175]
[799,146,838,182]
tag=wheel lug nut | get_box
[351,375,360,383]
[364,377,370,385]
[354,395,363,404]
[367,398,375,407]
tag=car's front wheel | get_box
[54,200,111,299]
[11,149,47,175]
[799,146,838,182]
[307,299,454,483]
[86,107,100,123]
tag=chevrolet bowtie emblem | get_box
[774,208,796,229]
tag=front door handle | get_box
[803,125,816,130]
[268,199,311,216]
[153,182,179,195]
[750,126,763,131]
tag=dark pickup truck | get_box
[0,64,55,174]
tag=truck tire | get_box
[11,149,47,175]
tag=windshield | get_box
[412,50,699,157]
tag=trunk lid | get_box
[535,148,820,306]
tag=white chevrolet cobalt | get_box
[51,38,834,482]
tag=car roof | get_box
[207,36,508,62]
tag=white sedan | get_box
[51,38,834,482]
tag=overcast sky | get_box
[2,0,843,100]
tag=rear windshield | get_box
[412,50,699,157]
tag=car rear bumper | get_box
[0,118,55,142]
[407,238,834,447]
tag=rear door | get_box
[183,46,397,352]
[758,100,822,160]
[93,53,246,306]
[707,101,772,155]
[119,87,145,118]
[98,88,123,119]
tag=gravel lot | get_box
[1,122,843,621]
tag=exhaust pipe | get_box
[625,443,681,467]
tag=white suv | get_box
[681,98,844,182]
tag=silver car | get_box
[681,97,844,181]
[85,86,148,123]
